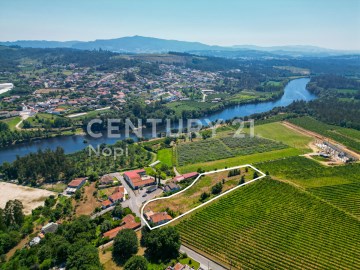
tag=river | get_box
[0,78,315,164]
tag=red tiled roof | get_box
[68,177,86,187]
[150,212,172,224]
[113,186,125,194]
[109,192,124,202]
[173,172,198,182]
[103,214,140,239]
[102,200,112,207]
[124,169,155,187]
[174,263,185,270]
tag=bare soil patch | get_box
[0,182,56,214]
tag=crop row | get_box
[176,179,360,269]
[177,136,288,166]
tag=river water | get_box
[0,78,315,164]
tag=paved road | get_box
[90,205,115,220]
[180,245,227,270]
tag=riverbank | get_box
[0,78,315,164]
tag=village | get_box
[0,63,229,120]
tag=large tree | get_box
[112,229,138,264]
[142,227,181,261]
[124,255,148,270]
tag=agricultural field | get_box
[257,156,360,218]
[0,116,21,131]
[176,179,360,270]
[176,136,287,166]
[178,147,302,174]
[157,148,174,167]
[288,116,360,152]
[144,166,255,218]
[249,122,312,151]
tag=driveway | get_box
[112,172,163,224]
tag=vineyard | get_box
[287,116,360,152]
[176,136,287,166]
[257,156,360,217]
[176,179,360,269]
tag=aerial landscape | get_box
[0,0,360,269]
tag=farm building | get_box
[41,222,58,234]
[99,174,115,185]
[65,177,87,194]
[164,182,181,193]
[123,169,156,189]
[172,172,198,182]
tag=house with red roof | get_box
[65,177,87,194]
[101,186,127,209]
[150,212,173,226]
[123,169,156,190]
[102,214,141,239]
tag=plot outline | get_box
[141,164,266,230]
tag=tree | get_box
[211,182,223,195]
[4,200,24,229]
[253,171,259,179]
[199,192,210,202]
[100,220,112,234]
[239,175,245,185]
[143,227,181,261]
[66,244,102,270]
[112,204,124,219]
[124,256,148,270]
[112,229,138,264]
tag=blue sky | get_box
[1,0,359,50]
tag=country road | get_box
[180,245,227,270]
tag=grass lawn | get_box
[157,148,173,167]
[249,122,313,152]
[1,116,21,131]
[178,147,302,174]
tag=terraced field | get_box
[257,156,360,218]
[176,136,287,166]
[176,179,360,269]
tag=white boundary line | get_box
[141,164,266,230]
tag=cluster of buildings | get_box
[144,210,173,226]
[101,186,127,209]
[29,222,59,247]
[0,62,228,119]
[315,140,357,163]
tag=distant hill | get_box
[1,36,358,57]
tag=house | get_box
[100,174,115,185]
[101,186,127,209]
[166,263,193,270]
[164,182,181,193]
[65,177,87,194]
[123,169,156,190]
[103,214,141,239]
[150,212,173,225]
[172,172,198,182]
[41,222,58,234]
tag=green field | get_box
[157,148,173,167]
[257,156,360,217]
[176,179,360,269]
[176,136,287,166]
[1,116,21,131]
[288,116,360,152]
[178,147,301,174]
[249,122,312,151]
